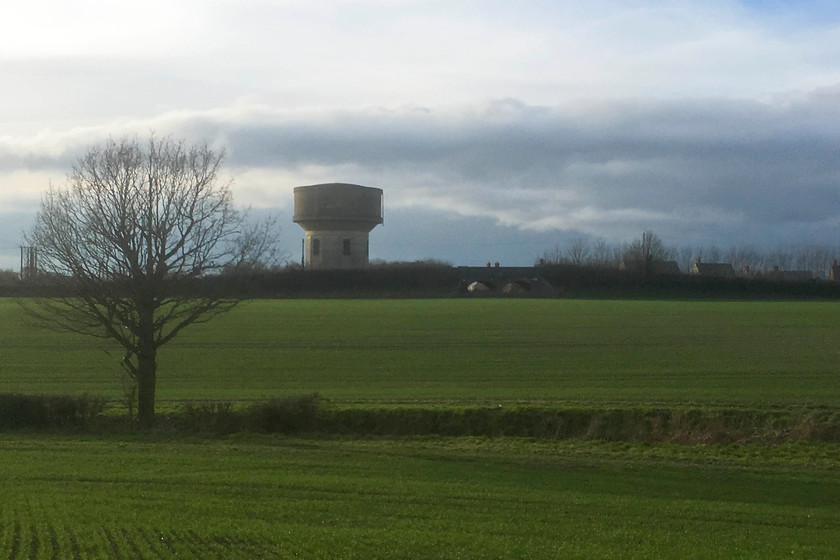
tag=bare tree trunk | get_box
[136,302,157,429]
[137,350,157,429]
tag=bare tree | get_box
[564,236,591,266]
[623,231,669,276]
[768,247,795,271]
[699,245,723,264]
[799,245,836,279]
[725,245,760,275]
[25,135,276,428]
[591,238,615,268]
[675,245,697,275]
[538,243,564,265]
[538,237,592,266]
[227,212,287,273]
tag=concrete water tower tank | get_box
[293,183,383,269]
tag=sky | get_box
[2,0,840,269]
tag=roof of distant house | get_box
[691,258,735,278]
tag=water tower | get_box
[293,183,383,269]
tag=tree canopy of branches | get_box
[540,234,839,279]
[26,136,276,428]
[622,231,670,276]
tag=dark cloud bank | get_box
[235,92,840,261]
[3,91,840,268]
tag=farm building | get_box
[460,266,557,296]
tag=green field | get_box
[2,435,839,559]
[2,298,840,405]
[1,298,840,558]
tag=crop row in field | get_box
[0,435,839,559]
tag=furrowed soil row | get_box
[3,505,46,560]
[177,529,218,559]
[29,504,55,560]
[46,524,58,560]
[208,532,281,559]
[103,526,165,560]
[1,521,285,560]
[137,529,170,560]
[41,516,66,560]
[181,530,217,559]
[119,529,146,560]
[26,528,37,560]
[100,527,122,560]
[63,526,81,560]
[150,530,177,557]
[0,504,291,560]
[19,504,36,560]
[6,521,20,560]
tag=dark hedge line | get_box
[212,262,463,298]
[173,395,323,434]
[0,394,106,430]
[536,264,840,299]
[6,262,840,299]
[1,393,839,443]
[164,398,840,444]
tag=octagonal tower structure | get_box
[293,183,383,269]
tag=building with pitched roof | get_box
[690,257,735,278]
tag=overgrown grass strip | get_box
[160,397,840,444]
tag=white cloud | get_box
[0,1,212,59]
[0,170,51,209]
[2,0,840,266]
[4,0,840,123]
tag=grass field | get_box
[1,298,840,405]
[1,297,839,558]
[1,435,839,559]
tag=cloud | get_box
[2,89,839,254]
[3,1,840,269]
[202,95,840,246]
[4,0,840,123]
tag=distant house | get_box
[690,257,735,278]
[652,261,681,275]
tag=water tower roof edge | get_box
[294,183,382,193]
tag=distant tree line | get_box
[539,232,840,280]
[0,269,19,286]
[6,256,840,302]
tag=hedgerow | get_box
[2,393,838,444]
[0,393,105,430]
